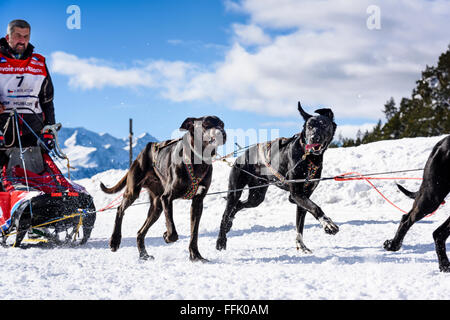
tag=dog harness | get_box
[303,160,320,191]
[259,139,321,188]
[259,141,286,184]
[150,139,208,200]
[182,162,204,200]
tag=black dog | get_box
[384,135,450,272]
[216,102,339,253]
[100,116,226,261]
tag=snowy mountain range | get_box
[56,127,158,179]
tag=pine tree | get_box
[383,97,397,121]
[397,46,450,137]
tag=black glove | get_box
[41,131,55,150]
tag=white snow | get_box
[1,135,450,300]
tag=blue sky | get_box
[1,0,449,146]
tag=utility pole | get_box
[129,118,133,168]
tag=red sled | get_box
[0,148,96,247]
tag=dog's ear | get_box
[216,118,225,129]
[298,101,312,121]
[314,108,334,121]
[180,117,197,131]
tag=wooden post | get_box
[129,118,133,168]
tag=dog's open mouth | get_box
[305,143,323,154]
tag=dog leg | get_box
[216,168,247,251]
[291,194,339,235]
[296,207,312,253]
[384,192,443,252]
[161,194,179,243]
[137,198,163,260]
[217,201,237,251]
[13,230,27,248]
[110,207,125,252]
[189,197,208,262]
[110,194,138,252]
[383,213,413,251]
[217,183,268,250]
[12,212,32,248]
[433,216,450,272]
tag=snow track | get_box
[1,135,449,300]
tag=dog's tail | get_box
[100,174,128,194]
[396,183,418,199]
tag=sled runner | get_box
[0,110,96,247]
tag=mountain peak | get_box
[57,126,158,179]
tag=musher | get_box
[0,19,56,171]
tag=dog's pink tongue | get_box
[306,143,320,151]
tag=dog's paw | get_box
[295,234,313,254]
[319,216,339,235]
[109,236,121,252]
[383,239,401,251]
[296,244,313,254]
[216,237,227,251]
[139,252,155,261]
[190,255,210,263]
[439,263,450,273]
[163,231,179,243]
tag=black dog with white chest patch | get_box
[216,102,339,253]
[384,135,450,272]
[100,116,226,262]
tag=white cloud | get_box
[51,52,153,90]
[159,0,449,121]
[232,23,271,46]
[50,51,199,95]
[52,0,450,123]
[178,0,449,120]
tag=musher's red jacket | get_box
[0,37,55,147]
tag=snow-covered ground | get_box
[1,135,449,300]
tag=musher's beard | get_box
[12,43,27,54]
